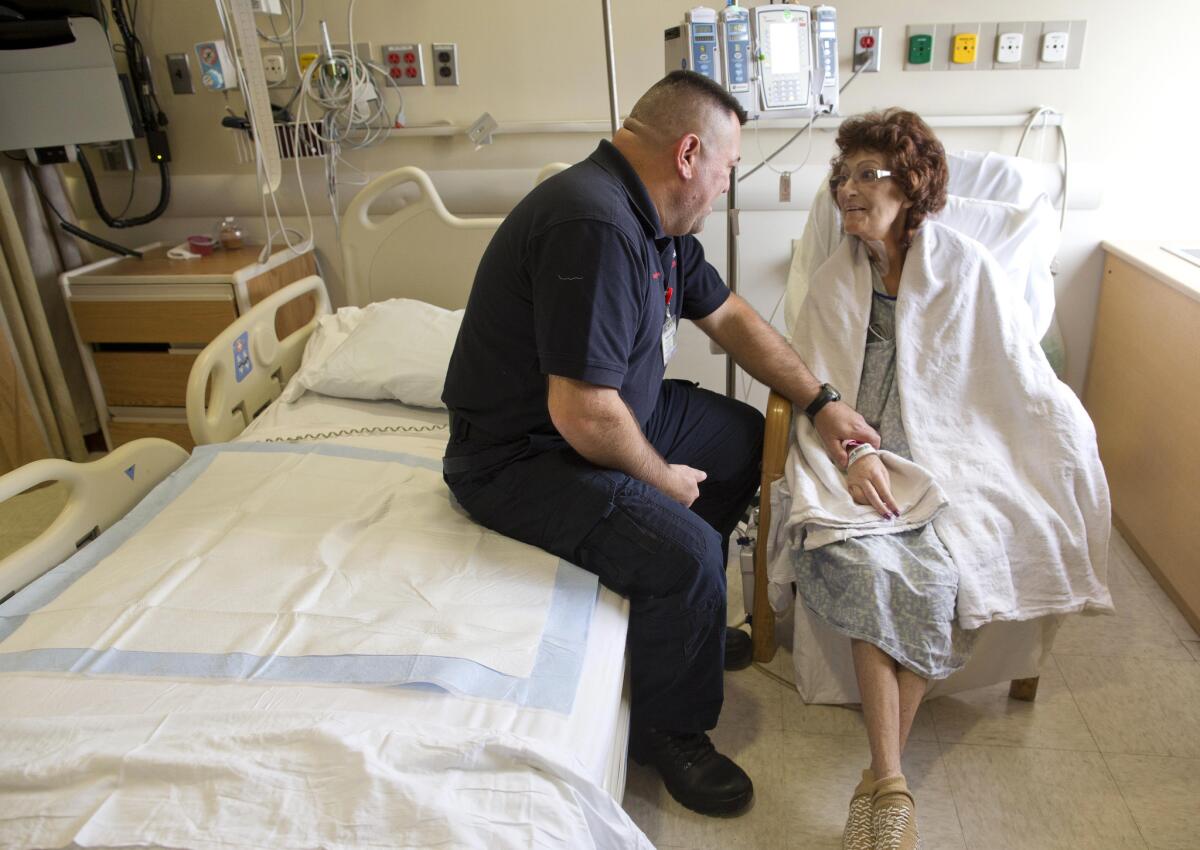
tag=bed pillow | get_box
[280,299,463,408]
[947,149,1063,209]
[785,185,1058,340]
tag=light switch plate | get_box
[165,52,194,94]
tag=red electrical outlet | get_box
[382,43,424,86]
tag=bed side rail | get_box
[0,438,188,602]
[187,275,331,446]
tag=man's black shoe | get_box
[631,728,754,816]
[724,626,753,671]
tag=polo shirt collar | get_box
[589,140,667,243]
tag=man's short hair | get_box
[628,70,748,143]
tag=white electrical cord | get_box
[1016,106,1069,231]
[256,0,304,43]
[738,61,867,184]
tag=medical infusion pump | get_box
[664,4,839,120]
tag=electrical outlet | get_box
[432,43,458,86]
[853,27,882,73]
[263,53,287,84]
[1040,31,1068,63]
[382,44,425,86]
[995,30,1023,65]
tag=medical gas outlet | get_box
[904,20,1085,70]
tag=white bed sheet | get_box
[238,392,632,791]
[0,392,636,848]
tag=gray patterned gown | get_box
[792,272,976,679]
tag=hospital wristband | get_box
[846,443,877,468]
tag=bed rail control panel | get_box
[233,331,253,382]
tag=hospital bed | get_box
[0,168,648,849]
[752,150,1070,705]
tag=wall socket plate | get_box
[382,43,425,86]
[432,42,459,86]
[853,27,882,73]
[262,53,287,84]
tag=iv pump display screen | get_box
[768,22,802,73]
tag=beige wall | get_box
[71,0,1200,398]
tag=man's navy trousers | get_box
[444,379,764,734]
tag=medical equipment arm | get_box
[0,438,188,602]
[187,275,331,445]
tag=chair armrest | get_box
[751,389,794,662]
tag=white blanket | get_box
[772,222,1113,629]
[0,710,652,850]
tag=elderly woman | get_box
[778,110,1112,850]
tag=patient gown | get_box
[792,275,976,679]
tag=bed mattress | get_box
[0,392,638,849]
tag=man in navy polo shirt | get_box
[443,71,878,817]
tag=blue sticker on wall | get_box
[233,331,252,383]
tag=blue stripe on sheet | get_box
[0,442,598,713]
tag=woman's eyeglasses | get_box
[829,165,893,193]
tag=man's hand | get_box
[846,453,900,518]
[693,294,881,463]
[814,401,881,467]
[663,464,707,507]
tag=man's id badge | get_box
[661,313,678,365]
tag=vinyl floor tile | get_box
[940,743,1146,850]
[1055,654,1200,758]
[1104,753,1200,850]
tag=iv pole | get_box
[601,0,620,137]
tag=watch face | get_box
[825,384,840,402]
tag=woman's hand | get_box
[846,453,901,518]
[814,401,881,467]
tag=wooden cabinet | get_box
[62,243,317,451]
[1086,242,1200,633]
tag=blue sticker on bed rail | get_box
[233,331,252,382]
[0,441,598,714]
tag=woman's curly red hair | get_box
[831,109,948,247]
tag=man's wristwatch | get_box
[805,383,841,421]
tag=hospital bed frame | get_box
[0,439,188,602]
